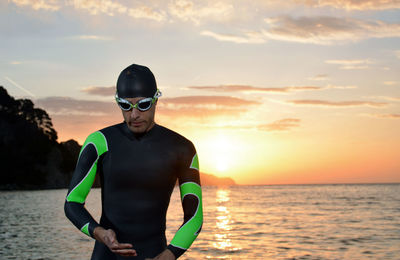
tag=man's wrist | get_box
[166,244,185,259]
[164,248,176,260]
[93,226,105,242]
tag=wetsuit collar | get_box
[119,121,159,141]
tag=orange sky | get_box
[36,93,400,185]
[2,0,400,185]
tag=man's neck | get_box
[131,121,156,139]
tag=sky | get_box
[1,0,400,185]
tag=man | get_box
[64,64,203,260]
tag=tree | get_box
[0,86,58,188]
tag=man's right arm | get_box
[64,131,108,238]
[64,131,137,257]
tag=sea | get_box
[0,184,399,259]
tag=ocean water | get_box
[0,184,399,259]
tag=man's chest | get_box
[100,139,180,189]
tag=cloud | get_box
[362,95,400,102]
[396,50,400,59]
[81,84,355,96]
[362,113,400,119]
[35,96,116,115]
[35,95,260,118]
[33,94,262,141]
[200,16,400,45]
[187,85,323,93]
[10,61,23,65]
[325,59,373,69]
[8,0,230,23]
[159,95,261,106]
[128,6,166,21]
[383,81,399,86]
[257,118,301,132]
[263,16,400,45]
[201,30,266,44]
[188,84,357,93]
[33,96,118,142]
[308,74,329,81]
[168,0,233,25]
[157,106,244,118]
[324,85,357,89]
[68,0,127,15]
[81,86,115,96]
[287,99,388,107]
[133,95,259,119]
[183,117,303,132]
[69,35,114,41]
[295,0,400,10]
[9,0,60,11]
[69,0,166,21]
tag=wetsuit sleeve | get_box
[167,141,203,258]
[64,131,108,238]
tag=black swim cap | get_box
[116,64,157,98]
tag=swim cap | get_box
[116,64,157,98]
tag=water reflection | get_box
[2,185,399,259]
[213,189,241,253]
[216,189,230,203]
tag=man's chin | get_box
[126,120,154,134]
[128,126,146,134]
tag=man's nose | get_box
[130,107,141,119]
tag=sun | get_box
[216,155,229,172]
[197,133,237,174]
[194,129,265,179]
[192,127,284,183]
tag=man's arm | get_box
[64,131,108,238]
[64,132,137,257]
[166,141,203,259]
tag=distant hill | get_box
[0,86,235,190]
[200,172,236,186]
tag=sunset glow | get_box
[1,0,399,185]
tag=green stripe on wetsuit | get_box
[170,181,203,250]
[81,222,90,236]
[190,153,199,171]
[66,131,108,204]
[66,131,107,237]
[67,131,108,203]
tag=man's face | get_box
[120,97,157,134]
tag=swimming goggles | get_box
[115,89,162,112]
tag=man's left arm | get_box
[165,141,203,259]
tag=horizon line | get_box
[227,181,400,186]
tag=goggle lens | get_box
[137,100,152,110]
[118,101,132,111]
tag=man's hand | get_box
[145,249,175,260]
[93,226,137,257]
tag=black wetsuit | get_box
[64,122,203,259]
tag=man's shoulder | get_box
[157,124,194,147]
[157,125,197,158]
[98,122,123,134]
[84,122,123,141]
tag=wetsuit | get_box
[64,122,203,259]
